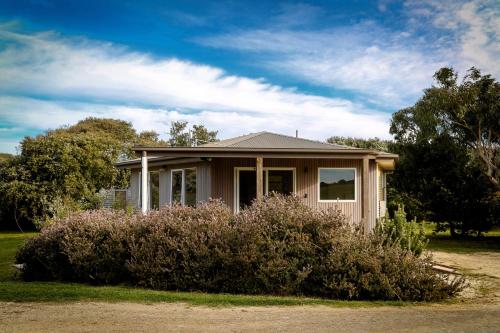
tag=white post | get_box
[141,151,148,214]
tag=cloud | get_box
[198,24,446,108]
[198,0,499,107]
[0,28,391,153]
[404,0,499,77]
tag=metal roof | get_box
[116,131,398,168]
[199,131,353,150]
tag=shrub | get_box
[16,195,464,301]
[375,205,428,256]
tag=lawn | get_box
[0,232,405,307]
[424,223,500,253]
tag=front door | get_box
[236,168,295,211]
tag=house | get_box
[116,132,397,231]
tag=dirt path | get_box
[432,250,500,302]
[1,302,500,333]
[432,251,500,279]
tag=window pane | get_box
[184,169,197,207]
[171,171,182,203]
[267,170,293,195]
[319,169,355,200]
[150,171,159,209]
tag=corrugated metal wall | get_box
[211,158,364,225]
[130,171,141,209]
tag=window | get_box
[318,168,356,201]
[235,167,295,212]
[170,168,197,206]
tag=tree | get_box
[0,118,153,230]
[390,67,500,235]
[168,121,218,147]
[391,67,500,190]
[326,136,391,152]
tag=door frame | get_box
[234,167,296,213]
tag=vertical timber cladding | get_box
[210,157,364,225]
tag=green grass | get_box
[424,223,500,253]
[0,231,407,307]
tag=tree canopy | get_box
[168,121,218,147]
[326,136,391,152]
[391,67,499,190]
[0,118,159,229]
[389,67,499,235]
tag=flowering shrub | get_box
[16,195,464,301]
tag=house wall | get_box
[211,157,366,225]
[128,157,378,228]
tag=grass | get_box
[0,231,406,307]
[424,223,500,253]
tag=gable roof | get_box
[200,131,353,150]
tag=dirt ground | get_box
[1,250,500,333]
[1,302,500,333]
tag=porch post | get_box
[141,151,148,214]
[362,157,370,232]
[256,156,264,201]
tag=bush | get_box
[375,205,428,256]
[16,195,464,301]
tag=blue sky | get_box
[0,0,498,153]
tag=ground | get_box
[1,229,499,332]
[2,302,500,333]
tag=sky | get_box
[0,0,498,153]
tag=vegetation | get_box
[16,195,464,301]
[0,118,218,231]
[425,223,500,253]
[0,232,406,306]
[168,120,218,147]
[376,206,427,256]
[390,67,499,235]
[327,136,391,152]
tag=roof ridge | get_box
[226,131,267,147]
[257,131,357,149]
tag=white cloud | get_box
[0,29,392,152]
[198,24,446,108]
[404,0,499,77]
[198,0,499,107]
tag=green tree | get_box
[168,121,218,147]
[390,67,499,235]
[391,67,499,190]
[326,136,391,152]
[0,118,148,230]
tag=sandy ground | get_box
[1,302,500,333]
[1,250,500,333]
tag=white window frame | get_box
[170,168,197,205]
[317,167,357,203]
[234,167,297,213]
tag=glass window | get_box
[150,171,159,209]
[171,168,197,206]
[319,168,356,201]
[267,170,293,195]
[171,170,183,204]
[184,168,197,207]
